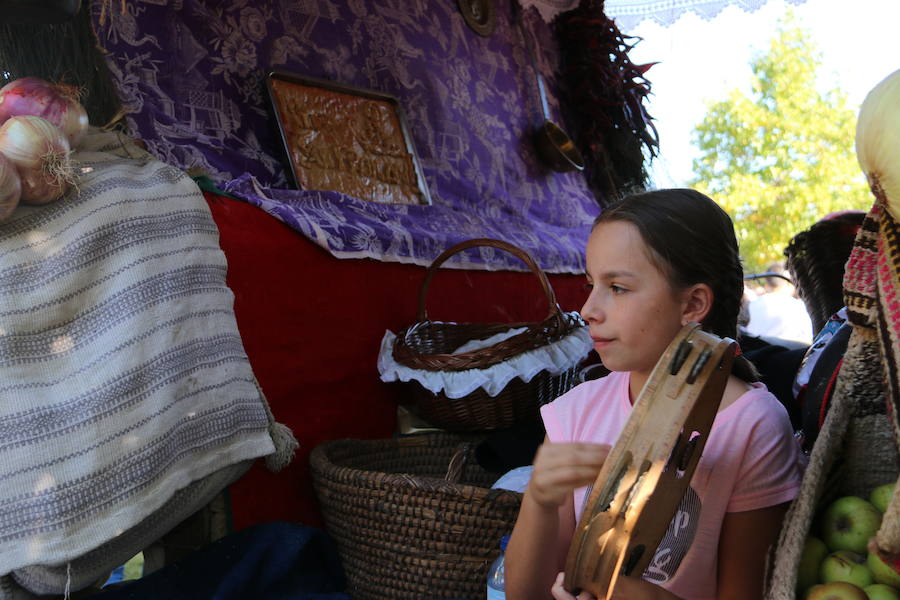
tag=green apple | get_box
[799,536,832,591]
[806,581,869,600]
[821,496,883,553]
[821,551,874,588]
[865,584,900,600]
[868,551,900,588]
[870,483,896,514]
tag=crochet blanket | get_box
[0,131,282,595]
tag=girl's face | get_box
[581,220,690,378]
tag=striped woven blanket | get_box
[843,198,900,560]
[844,200,900,450]
[0,131,284,596]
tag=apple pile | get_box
[799,482,899,599]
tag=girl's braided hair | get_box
[594,188,759,383]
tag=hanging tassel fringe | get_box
[266,422,300,472]
[253,378,299,472]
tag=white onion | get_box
[0,115,73,205]
[17,164,69,206]
[856,69,900,220]
[60,99,89,148]
[0,153,21,221]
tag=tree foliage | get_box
[689,15,870,273]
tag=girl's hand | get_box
[528,442,609,509]
[551,572,596,600]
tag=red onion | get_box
[0,153,21,221]
[0,116,73,205]
[0,77,89,148]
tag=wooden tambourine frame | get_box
[564,323,736,599]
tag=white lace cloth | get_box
[378,314,592,398]
[604,0,808,31]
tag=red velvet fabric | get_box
[204,192,590,529]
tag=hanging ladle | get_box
[514,3,584,173]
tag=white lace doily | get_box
[604,0,808,31]
[378,313,593,399]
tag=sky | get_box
[621,0,900,187]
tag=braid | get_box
[733,355,760,383]
[703,265,759,382]
[698,235,761,382]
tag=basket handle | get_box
[445,442,473,483]
[417,238,561,324]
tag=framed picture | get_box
[266,70,432,205]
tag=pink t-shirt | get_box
[541,371,803,600]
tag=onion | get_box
[59,99,89,148]
[17,164,69,206]
[0,153,21,221]
[856,69,900,220]
[0,77,89,149]
[0,116,73,205]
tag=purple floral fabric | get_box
[91,0,600,273]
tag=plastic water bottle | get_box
[487,534,510,599]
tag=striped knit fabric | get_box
[849,187,900,559]
[0,131,276,595]
[844,195,900,450]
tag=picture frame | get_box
[266,70,432,206]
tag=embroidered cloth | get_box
[91,0,599,274]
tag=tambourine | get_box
[563,323,736,599]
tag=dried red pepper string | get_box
[555,0,659,203]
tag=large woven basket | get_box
[309,433,523,600]
[391,238,584,432]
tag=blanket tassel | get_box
[254,378,299,472]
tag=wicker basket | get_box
[309,433,522,600]
[390,238,585,432]
[784,211,865,334]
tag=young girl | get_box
[505,189,804,600]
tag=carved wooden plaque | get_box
[267,71,431,205]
